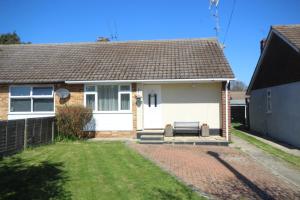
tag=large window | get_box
[10,86,54,112]
[84,84,131,112]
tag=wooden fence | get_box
[0,117,56,157]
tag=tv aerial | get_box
[209,0,220,38]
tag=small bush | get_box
[54,132,78,142]
[56,105,93,139]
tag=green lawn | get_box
[0,141,204,200]
[232,124,300,169]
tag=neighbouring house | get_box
[230,91,248,125]
[247,25,300,148]
[0,39,234,140]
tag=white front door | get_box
[143,85,162,129]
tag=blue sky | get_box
[1,0,299,84]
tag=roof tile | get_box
[273,24,300,50]
[0,38,234,83]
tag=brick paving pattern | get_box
[129,144,300,200]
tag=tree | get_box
[0,32,21,44]
[230,80,247,91]
[0,32,30,44]
[96,37,110,42]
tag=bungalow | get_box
[247,25,300,148]
[0,39,234,140]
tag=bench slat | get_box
[174,122,199,128]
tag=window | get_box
[11,99,31,112]
[267,89,272,113]
[98,85,118,111]
[10,86,54,112]
[33,99,53,112]
[86,94,95,110]
[32,87,53,95]
[119,85,131,111]
[11,86,31,96]
[86,85,96,92]
[120,93,130,110]
[120,85,130,91]
[84,84,131,112]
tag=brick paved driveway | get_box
[129,144,300,200]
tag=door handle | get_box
[148,94,151,107]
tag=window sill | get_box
[8,112,55,115]
[92,111,132,114]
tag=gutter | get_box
[225,80,229,141]
[65,78,235,84]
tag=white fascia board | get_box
[65,78,235,84]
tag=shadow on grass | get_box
[0,157,71,200]
[207,151,273,200]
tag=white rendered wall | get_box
[249,81,300,147]
[160,83,222,129]
[85,113,133,131]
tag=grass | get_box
[0,141,204,200]
[231,124,300,169]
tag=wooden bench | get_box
[173,122,200,136]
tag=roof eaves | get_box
[271,27,300,53]
[0,37,219,48]
[247,26,300,95]
[0,79,65,84]
[246,28,274,94]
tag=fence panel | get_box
[0,121,8,154]
[0,117,56,157]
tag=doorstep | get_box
[164,136,228,146]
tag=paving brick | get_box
[129,144,300,199]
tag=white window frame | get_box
[266,89,272,113]
[84,84,132,113]
[84,85,98,111]
[9,85,55,114]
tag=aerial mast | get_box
[209,0,220,38]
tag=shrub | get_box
[56,105,93,139]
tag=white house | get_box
[0,38,234,140]
[247,25,300,148]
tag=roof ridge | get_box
[0,37,218,47]
[272,24,300,28]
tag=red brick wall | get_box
[0,85,9,120]
[0,83,83,120]
[131,83,137,137]
[0,82,137,138]
[54,83,84,107]
[221,81,231,140]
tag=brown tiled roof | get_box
[0,38,234,83]
[273,24,300,50]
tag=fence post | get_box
[5,122,8,151]
[40,119,43,144]
[24,119,28,149]
[51,120,55,143]
[15,120,18,150]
